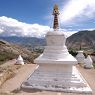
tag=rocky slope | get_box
[0,40,36,65]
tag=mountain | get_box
[1,30,95,53]
[66,30,95,51]
[0,40,36,65]
[0,36,46,49]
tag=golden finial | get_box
[53,4,59,15]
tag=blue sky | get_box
[0,0,63,25]
[0,0,95,37]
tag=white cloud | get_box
[0,16,76,38]
[64,31,77,38]
[0,16,50,38]
[0,29,4,33]
[60,0,95,24]
[59,29,77,38]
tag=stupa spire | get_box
[53,4,59,31]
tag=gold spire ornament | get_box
[53,4,59,31]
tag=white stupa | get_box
[21,5,92,93]
[15,55,24,65]
[84,55,93,69]
[76,51,85,64]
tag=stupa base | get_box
[21,66,92,94]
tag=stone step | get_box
[26,80,87,88]
[31,72,79,79]
[29,76,81,81]
[32,70,73,75]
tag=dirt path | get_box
[0,64,95,95]
[77,65,95,95]
[0,64,36,92]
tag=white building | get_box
[21,5,92,94]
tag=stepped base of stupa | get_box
[21,65,92,94]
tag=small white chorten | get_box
[76,51,85,64]
[84,55,93,69]
[16,55,24,65]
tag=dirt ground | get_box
[0,63,95,95]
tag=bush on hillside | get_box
[0,51,17,65]
[69,50,78,57]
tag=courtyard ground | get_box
[0,61,95,95]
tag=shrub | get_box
[0,51,17,65]
[69,50,77,57]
